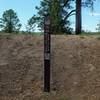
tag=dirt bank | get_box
[0,35,100,100]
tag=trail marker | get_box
[44,14,51,92]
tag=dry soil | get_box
[0,34,100,100]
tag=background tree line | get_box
[0,0,97,34]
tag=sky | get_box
[70,0,100,32]
[0,0,100,32]
[82,0,100,32]
[0,0,41,31]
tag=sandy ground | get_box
[0,34,100,100]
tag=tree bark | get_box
[75,0,82,35]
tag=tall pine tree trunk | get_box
[75,0,82,35]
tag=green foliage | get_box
[50,0,74,34]
[0,9,21,33]
[26,15,36,33]
[96,20,100,32]
[28,0,75,34]
[33,0,96,34]
[50,0,61,33]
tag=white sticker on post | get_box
[44,53,50,60]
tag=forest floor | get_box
[0,34,100,100]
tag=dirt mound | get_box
[0,35,100,100]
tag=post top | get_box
[44,14,50,25]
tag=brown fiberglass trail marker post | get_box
[44,14,51,92]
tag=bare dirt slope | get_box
[0,34,100,100]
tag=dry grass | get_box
[0,34,100,100]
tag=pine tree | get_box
[0,9,21,33]
[26,15,36,33]
[96,21,100,32]
[28,0,75,34]
[50,0,75,34]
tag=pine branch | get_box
[63,10,76,21]
[62,0,70,8]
